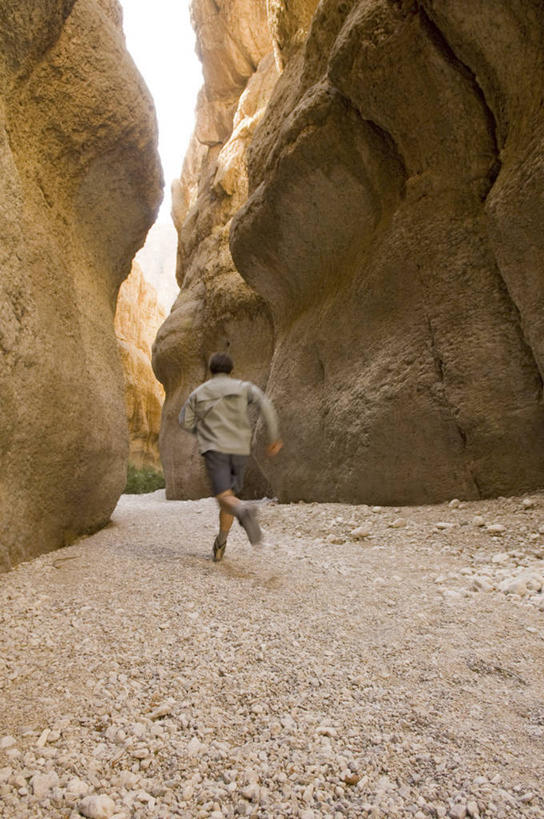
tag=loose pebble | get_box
[0,492,543,818]
[351,526,372,540]
[78,794,116,818]
[487,524,506,535]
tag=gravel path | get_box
[1,491,543,818]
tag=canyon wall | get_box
[156,0,544,504]
[153,0,277,499]
[115,262,166,471]
[0,0,162,570]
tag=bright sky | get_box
[119,0,203,220]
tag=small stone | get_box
[0,767,12,784]
[436,521,454,530]
[316,726,337,737]
[500,578,528,596]
[389,518,407,528]
[487,524,506,535]
[187,737,203,756]
[149,701,174,720]
[467,800,480,817]
[491,552,509,563]
[31,771,60,799]
[449,805,467,819]
[36,729,50,748]
[78,794,116,818]
[471,577,493,592]
[472,516,485,527]
[241,783,260,801]
[525,574,543,592]
[351,526,371,539]
[118,770,139,788]
[519,792,534,803]
[66,778,90,797]
[522,498,535,509]
[302,784,314,803]
[442,589,462,603]
[0,736,16,750]
[131,747,149,759]
[371,506,382,513]
[449,499,461,508]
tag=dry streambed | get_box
[0,491,543,818]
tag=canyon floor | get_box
[1,491,544,819]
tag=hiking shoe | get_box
[237,503,262,545]
[212,536,226,563]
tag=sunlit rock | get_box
[115,262,166,471]
[0,0,162,570]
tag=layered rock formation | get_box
[115,262,166,471]
[0,0,162,570]
[157,0,544,505]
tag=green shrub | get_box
[124,464,166,494]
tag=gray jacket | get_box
[178,374,280,455]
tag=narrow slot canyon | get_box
[1,2,544,817]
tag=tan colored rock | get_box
[159,0,544,506]
[230,0,544,504]
[154,0,278,499]
[0,0,162,570]
[267,0,320,67]
[115,263,166,470]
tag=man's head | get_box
[209,351,234,375]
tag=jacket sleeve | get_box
[247,383,280,442]
[178,393,197,434]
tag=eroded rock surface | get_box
[0,0,162,570]
[153,0,279,499]
[156,0,544,505]
[231,0,544,504]
[115,263,166,471]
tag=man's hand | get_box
[266,440,283,457]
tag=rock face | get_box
[157,0,544,505]
[153,0,277,499]
[135,222,179,312]
[0,0,162,570]
[115,262,166,471]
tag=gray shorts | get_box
[203,451,249,496]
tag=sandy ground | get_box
[0,490,543,818]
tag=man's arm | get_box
[247,384,282,454]
[178,394,197,434]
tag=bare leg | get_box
[216,489,262,546]
[211,491,240,562]
[216,489,241,521]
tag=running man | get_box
[179,352,283,561]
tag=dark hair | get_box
[209,352,233,374]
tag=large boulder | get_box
[230,0,544,504]
[0,0,162,570]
